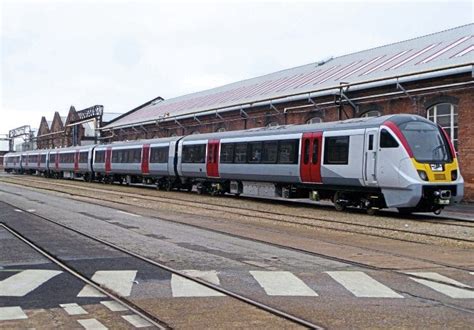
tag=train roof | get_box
[95,136,182,149]
[181,114,427,141]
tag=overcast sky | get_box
[1,0,472,136]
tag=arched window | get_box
[360,110,381,118]
[266,121,279,128]
[170,132,178,137]
[191,130,200,135]
[427,103,458,150]
[216,127,226,132]
[306,117,322,124]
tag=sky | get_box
[0,0,472,137]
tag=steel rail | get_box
[0,222,170,330]
[1,204,324,330]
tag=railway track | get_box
[0,208,322,329]
[3,201,473,319]
[2,176,474,246]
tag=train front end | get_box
[387,116,463,213]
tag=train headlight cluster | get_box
[417,170,428,181]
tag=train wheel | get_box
[366,207,377,216]
[333,192,346,212]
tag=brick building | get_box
[36,106,120,149]
[102,24,474,200]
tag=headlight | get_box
[418,170,428,181]
[451,170,458,181]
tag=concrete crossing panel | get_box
[250,271,318,296]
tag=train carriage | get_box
[93,137,180,185]
[48,146,95,180]
[21,150,48,175]
[3,152,22,173]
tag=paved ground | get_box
[0,181,473,328]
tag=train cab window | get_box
[278,139,299,164]
[248,142,262,163]
[182,144,206,163]
[220,144,234,163]
[324,136,350,165]
[234,143,247,163]
[262,141,278,163]
[312,139,319,164]
[150,147,169,163]
[380,129,399,148]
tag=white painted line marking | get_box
[407,272,474,299]
[181,270,221,285]
[0,306,28,321]
[171,274,224,297]
[406,272,471,288]
[250,271,318,296]
[77,285,107,297]
[100,300,128,312]
[59,303,88,315]
[0,269,62,297]
[26,209,36,212]
[122,315,153,328]
[77,318,108,330]
[117,210,141,217]
[326,271,403,298]
[14,209,23,213]
[78,270,137,297]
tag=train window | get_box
[41,155,46,163]
[79,152,88,163]
[368,135,374,150]
[380,129,399,148]
[248,142,262,163]
[312,139,319,164]
[262,141,278,163]
[303,139,310,165]
[50,154,56,163]
[182,144,206,163]
[220,144,234,163]
[150,147,169,163]
[324,136,350,165]
[95,150,105,163]
[131,149,142,163]
[278,139,299,164]
[112,150,118,162]
[234,143,247,163]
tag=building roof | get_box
[105,24,473,130]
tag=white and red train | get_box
[3,114,464,214]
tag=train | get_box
[3,114,464,215]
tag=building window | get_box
[360,110,381,118]
[266,121,279,128]
[191,130,200,135]
[216,127,226,132]
[306,117,322,124]
[427,103,458,150]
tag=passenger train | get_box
[3,115,464,215]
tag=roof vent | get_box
[316,56,333,66]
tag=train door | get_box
[105,147,112,174]
[141,144,150,175]
[300,132,322,183]
[206,139,220,178]
[74,150,80,172]
[363,128,378,186]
